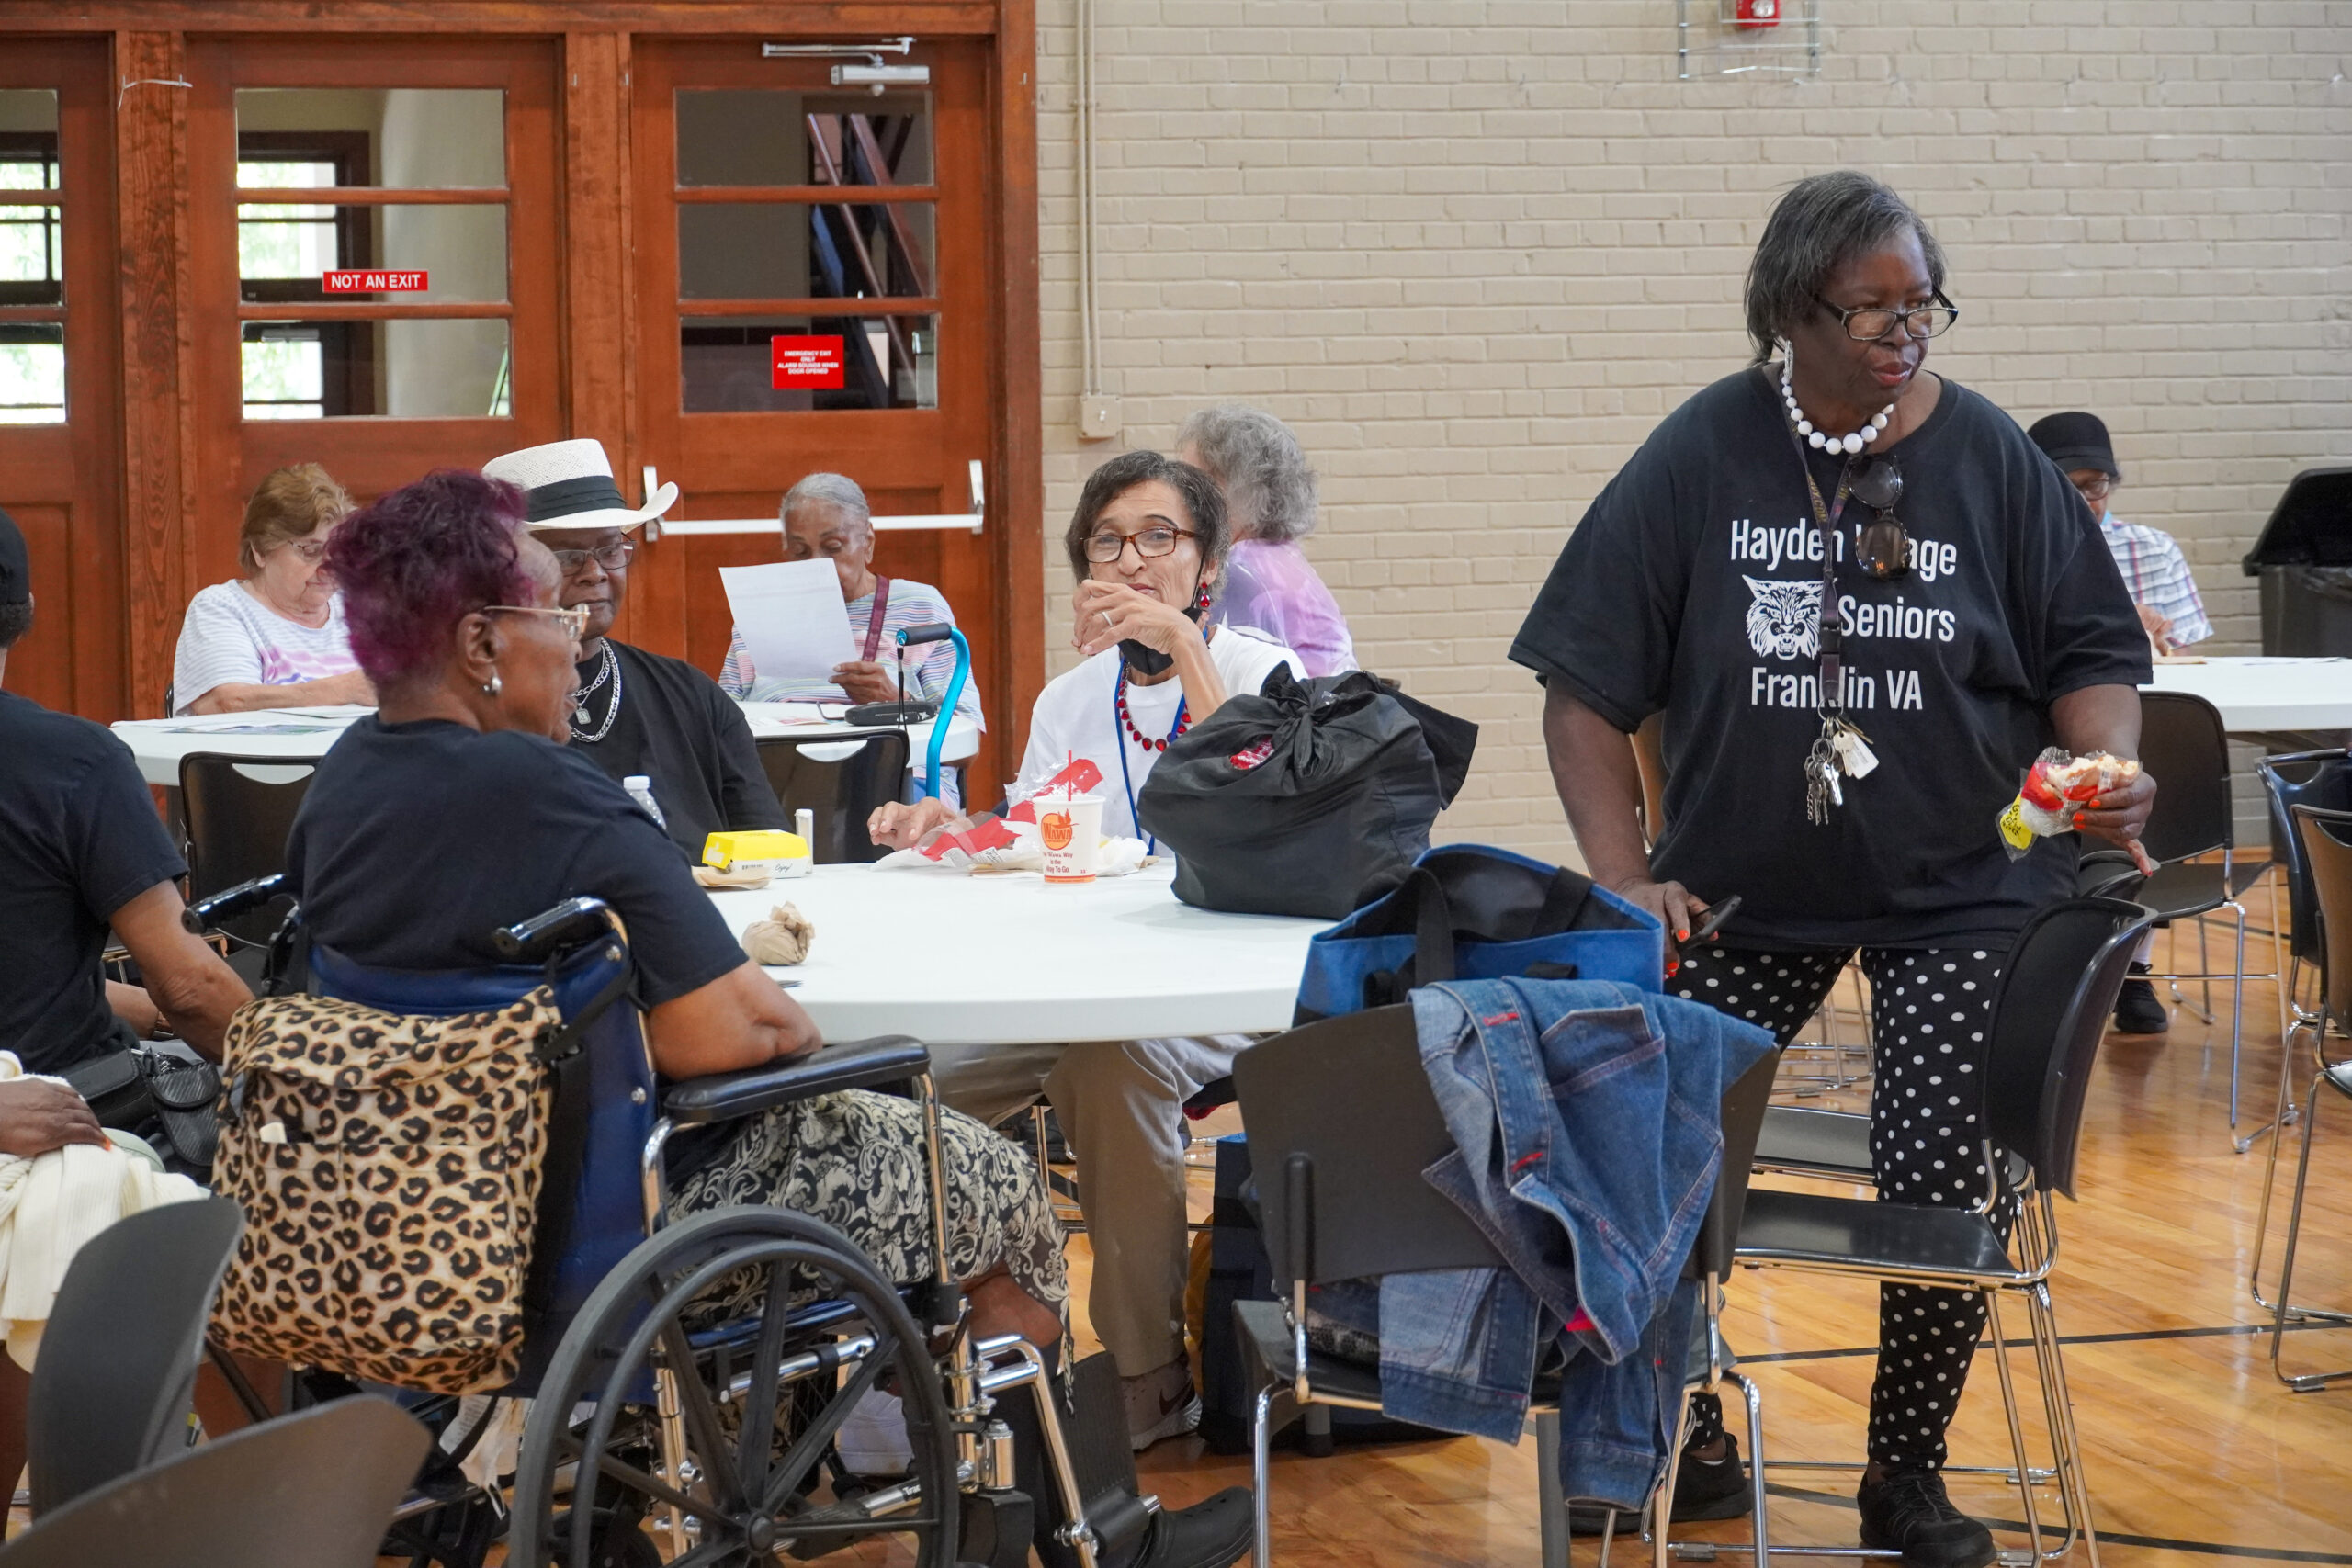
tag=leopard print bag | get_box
[208,987,563,1393]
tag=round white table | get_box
[706,862,1328,1045]
[2142,656,2352,735]
[108,704,981,789]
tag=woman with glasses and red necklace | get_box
[1515,172,2156,1567]
[870,449,1305,1450]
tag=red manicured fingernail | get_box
[1677,929,1689,940]
[2074,814,2085,827]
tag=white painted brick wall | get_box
[1035,0,2352,864]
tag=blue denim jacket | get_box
[1318,978,1772,1509]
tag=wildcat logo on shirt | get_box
[1743,577,1819,660]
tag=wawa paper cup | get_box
[1039,793,1105,884]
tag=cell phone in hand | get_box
[1678,894,1743,956]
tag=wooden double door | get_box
[0,21,1031,792]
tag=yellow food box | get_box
[702,829,811,877]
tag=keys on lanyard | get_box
[1804,716,1879,826]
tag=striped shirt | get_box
[718,576,986,731]
[172,581,360,713]
[2099,513,2213,648]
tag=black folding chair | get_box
[1229,1001,1780,1568]
[1725,896,2152,1567]
[0,1395,428,1568]
[2098,693,2278,1144]
[2253,805,2352,1389]
[756,730,914,863]
[26,1198,244,1517]
[177,751,314,955]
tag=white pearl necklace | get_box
[1781,366,1893,457]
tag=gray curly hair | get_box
[780,472,872,532]
[1174,402,1319,543]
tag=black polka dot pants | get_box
[1672,943,2016,1472]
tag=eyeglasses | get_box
[277,539,331,566]
[1083,526,1196,564]
[2069,473,2116,503]
[1814,290,1960,343]
[487,604,591,640]
[548,540,635,575]
[1849,458,1909,581]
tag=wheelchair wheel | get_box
[509,1205,960,1568]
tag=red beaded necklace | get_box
[1115,665,1190,752]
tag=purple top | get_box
[1211,538,1357,678]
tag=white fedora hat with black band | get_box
[482,438,678,533]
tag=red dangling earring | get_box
[1194,581,1213,612]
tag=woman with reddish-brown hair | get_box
[171,462,374,715]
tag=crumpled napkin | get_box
[741,903,815,965]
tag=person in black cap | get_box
[2028,411,2213,658]
[2028,411,2209,1035]
[481,439,788,860]
[0,506,252,1074]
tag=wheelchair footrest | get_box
[961,1488,1035,1568]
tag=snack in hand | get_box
[1998,748,2145,863]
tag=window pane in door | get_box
[678,202,933,301]
[674,91,931,187]
[234,89,506,186]
[680,313,935,413]
[0,90,62,310]
[0,323,64,424]
[243,318,512,419]
[237,200,507,303]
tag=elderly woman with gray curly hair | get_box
[1176,402,1357,675]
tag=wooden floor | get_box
[1096,883,2352,1566]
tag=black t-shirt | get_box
[569,640,786,860]
[284,716,744,1008]
[1510,368,2151,951]
[0,691,187,1073]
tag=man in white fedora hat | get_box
[481,438,786,857]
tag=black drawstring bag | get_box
[1136,668,1476,919]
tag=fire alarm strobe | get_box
[1735,0,1780,25]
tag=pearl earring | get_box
[481,672,502,696]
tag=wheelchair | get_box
[193,874,1145,1568]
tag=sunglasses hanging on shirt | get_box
[1849,458,1909,581]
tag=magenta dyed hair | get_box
[327,468,536,691]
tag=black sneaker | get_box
[1857,1468,1995,1568]
[1567,1431,1749,1534]
[1109,1486,1253,1568]
[2112,965,2168,1034]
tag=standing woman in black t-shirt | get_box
[1512,172,2155,1568]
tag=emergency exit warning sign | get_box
[772,335,845,389]
[322,270,429,292]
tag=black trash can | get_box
[2242,467,2352,655]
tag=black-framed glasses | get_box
[1083,525,1196,564]
[1815,290,1960,343]
[548,540,635,575]
[2069,472,2116,503]
[1849,458,1909,581]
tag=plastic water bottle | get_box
[622,774,667,830]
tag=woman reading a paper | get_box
[870,449,1303,1450]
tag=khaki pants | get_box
[926,1033,1250,1378]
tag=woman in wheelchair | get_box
[293,469,1066,1348]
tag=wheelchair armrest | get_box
[662,1036,933,1124]
[182,873,288,933]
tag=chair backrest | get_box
[2290,805,2352,1038]
[1978,896,2154,1199]
[26,1198,244,1517]
[0,1396,429,1568]
[2260,750,2352,962]
[178,753,316,943]
[306,929,656,1394]
[756,731,915,863]
[2135,691,2233,863]
[1236,1001,1780,1290]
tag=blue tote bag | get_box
[1295,844,1664,1022]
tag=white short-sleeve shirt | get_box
[171,581,360,713]
[1012,626,1305,840]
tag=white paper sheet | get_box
[718,559,858,682]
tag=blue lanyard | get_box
[1114,665,1187,854]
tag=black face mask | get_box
[1121,605,1204,679]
